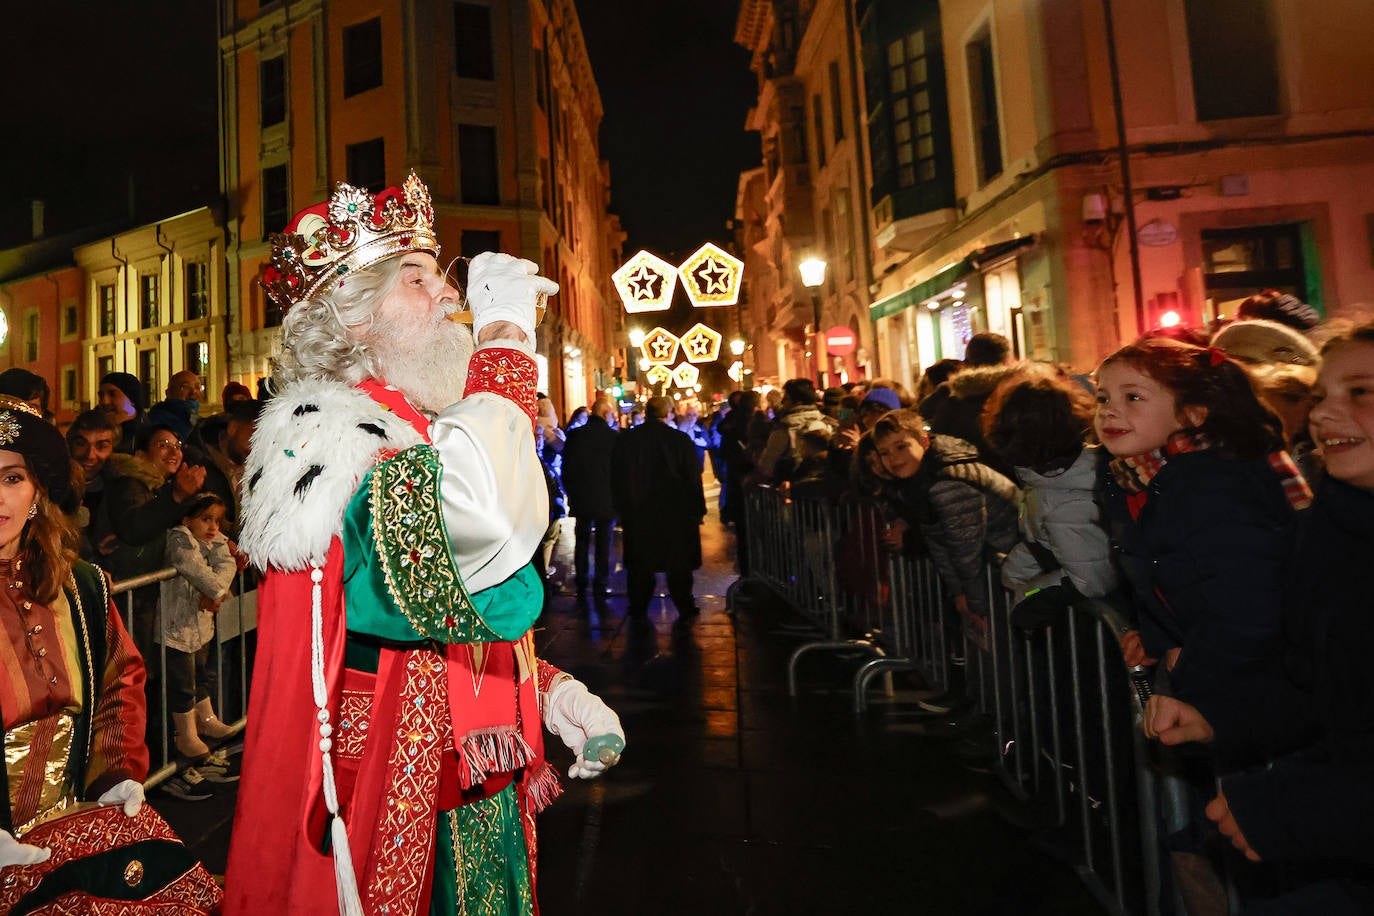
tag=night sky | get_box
[0,3,219,249]
[577,0,759,260]
[0,1,759,262]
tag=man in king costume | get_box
[222,172,625,916]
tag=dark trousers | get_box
[573,515,613,590]
[627,565,696,616]
[165,644,216,714]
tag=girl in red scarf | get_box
[1095,337,1312,911]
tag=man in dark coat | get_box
[611,397,706,620]
[561,397,618,600]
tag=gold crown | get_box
[262,170,440,311]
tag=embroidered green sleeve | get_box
[365,445,501,644]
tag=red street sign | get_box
[824,326,856,355]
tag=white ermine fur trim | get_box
[239,377,424,571]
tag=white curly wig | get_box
[272,258,475,408]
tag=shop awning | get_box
[869,235,1036,321]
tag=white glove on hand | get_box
[97,778,145,817]
[0,829,50,872]
[466,252,559,347]
[544,678,625,780]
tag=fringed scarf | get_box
[1109,430,1313,511]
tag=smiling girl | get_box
[1095,337,1311,714]
[1095,337,1314,908]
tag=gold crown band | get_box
[262,170,440,313]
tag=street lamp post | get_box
[798,257,827,387]
[728,338,746,391]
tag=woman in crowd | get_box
[0,395,148,871]
[95,424,206,661]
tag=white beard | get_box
[366,311,474,413]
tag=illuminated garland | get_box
[670,363,700,389]
[680,322,722,364]
[640,327,680,365]
[678,242,743,307]
[612,250,678,313]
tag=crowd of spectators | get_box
[0,367,262,801]
[710,295,1374,913]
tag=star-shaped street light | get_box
[645,364,672,387]
[640,327,680,365]
[680,322,722,364]
[678,242,743,307]
[670,363,701,389]
[613,250,678,313]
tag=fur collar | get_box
[947,363,1025,400]
[238,377,424,572]
[107,452,168,491]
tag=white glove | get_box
[97,778,145,817]
[465,252,559,347]
[544,678,625,780]
[0,829,50,872]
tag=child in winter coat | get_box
[1095,336,1312,910]
[983,371,1117,617]
[161,494,239,793]
[1095,337,1310,722]
[1145,320,1374,911]
[874,408,1019,713]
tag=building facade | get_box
[217,0,623,416]
[0,238,88,424]
[866,0,1374,379]
[738,0,1374,389]
[74,208,230,414]
[734,0,876,389]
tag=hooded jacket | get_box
[756,403,838,481]
[1000,446,1118,599]
[919,363,1024,478]
[887,434,1019,616]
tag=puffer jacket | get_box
[1000,446,1117,599]
[756,404,838,481]
[888,434,1019,616]
[159,525,236,653]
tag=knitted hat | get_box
[1211,319,1318,367]
[99,371,145,413]
[860,387,902,412]
[222,381,253,403]
[1235,292,1320,331]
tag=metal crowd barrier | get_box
[110,568,258,789]
[732,484,1163,916]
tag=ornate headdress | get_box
[0,395,70,504]
[262,170,440,312]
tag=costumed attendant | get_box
[0,396,149,870]
[223,173,625,916]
